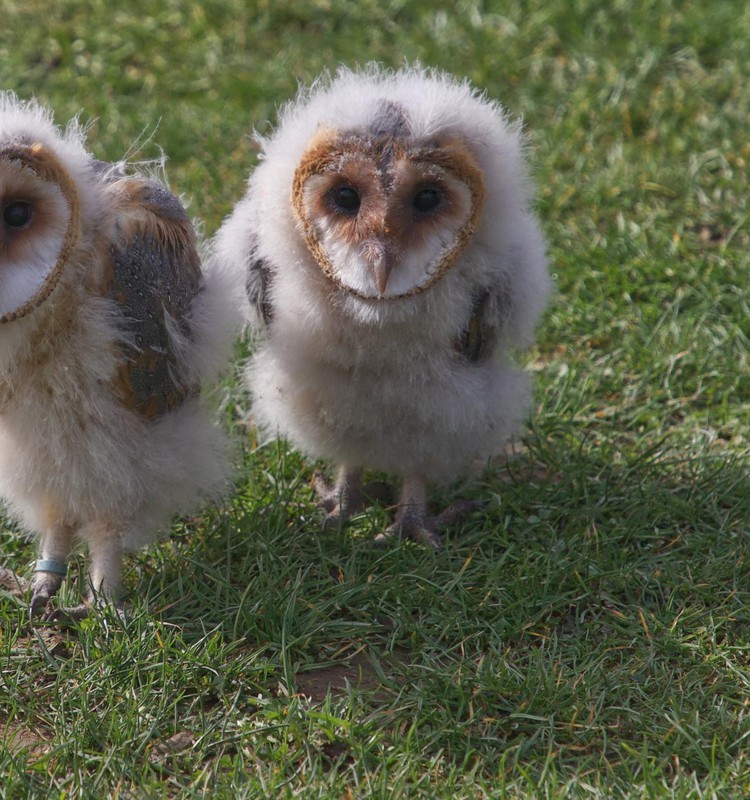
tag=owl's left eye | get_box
[3,200,33,229]
[328,186,361,215]
[412,187,442,214]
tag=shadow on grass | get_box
[109,431,750,774]
[3,430,750,786]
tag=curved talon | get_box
[41,600,128,626]
[29,571,65,619]
[372,531,390,549]
[29,591,51,619]
[41,604,91,625]
[408,522,442,549]
[374,499,482,549]
[375,517,442,549]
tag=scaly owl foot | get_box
[373,499,483,549]
[42,599,128,626]
[313,468,390,530]
[29,571,65,619]
[375,513,442,549]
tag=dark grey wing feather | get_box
[245,236,274,327]
[106,177,203,419]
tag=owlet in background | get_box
[0,94,238,618]
[215,66,549,547]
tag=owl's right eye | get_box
[3,200,33,229]
[327,185,361,215]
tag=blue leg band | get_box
[34,559,67,576]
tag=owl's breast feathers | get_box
[101,177,203,420]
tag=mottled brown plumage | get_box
[104,178,203,419]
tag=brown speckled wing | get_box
[104,177,203,420]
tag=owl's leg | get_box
[29,523,75,618]
[86,524,124,603]
[44,521,126,623]
[375,475,441,549]
[313,465,391,530]
[314,466,364,530]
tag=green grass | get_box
[2,0,750,796]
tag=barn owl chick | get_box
[0,94,238,618]
[215,66,549,547]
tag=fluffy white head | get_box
[237,66,540,308]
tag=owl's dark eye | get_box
[328,185,361,214]
[412,188,442,214]
[3,200,33,229]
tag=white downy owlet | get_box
[0,94,238,618]
[215,66,550,547]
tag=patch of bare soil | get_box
[295,649,409,703]
[148,730,195,761]
[0,716,51,758]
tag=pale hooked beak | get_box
[361,240,393,296]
